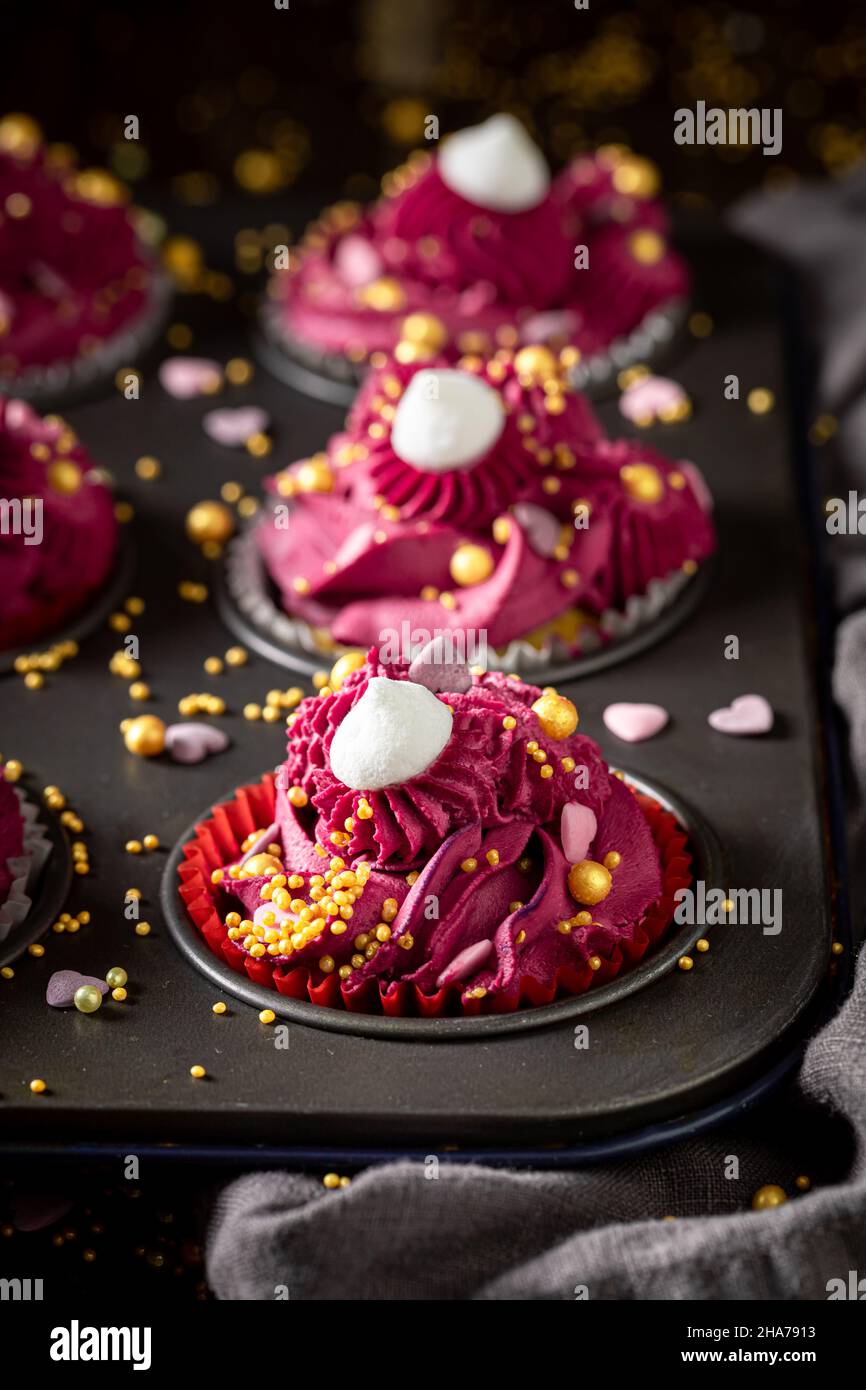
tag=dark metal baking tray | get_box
[0,225,841,1154]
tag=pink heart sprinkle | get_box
[165,722,230,764]
[619,375,687,424]
[708,694,774,737]
[560,802,598,864]
[159,357,223,400]
[512,503,562,559]
[603,702,669,743]
[436,938,493,989]
[46,971,109,1009]
[203,406,270,447]
[519,309,580,346]
[334,234,384,288]
[408,636,472,694]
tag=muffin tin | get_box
[0,224,846,1156]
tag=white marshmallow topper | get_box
[438,113,551,213]
[390,368,504,473]
[329,677,453,790]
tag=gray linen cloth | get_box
[207,172,866,1300]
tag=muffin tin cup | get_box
[160,769,723,1040]
[213,523,714,683]
[0,792,73,969]
[0,528,136,676]
[0,271,173,410]
[255,296,690,408]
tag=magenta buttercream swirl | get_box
[0,396,118,649]
[281,650,611,868]
[371,164,576,306]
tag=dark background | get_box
[5,0,865,211]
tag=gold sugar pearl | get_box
[28,944,45,958]
[212,1001,227,1015]
[460,858,478,873]
[568,860,612,906]
[111,987,128,1002]
[678,955,694,971]
[126,840,143,854]
[125,596,145,616]
[747,387,775,416]
[588,955,602,971]
[3,760,23,782]
[29,1079,47,1094]
[752,1184,787,1211]
[178,581,209,603]
[24,671,44,690]
[129,682,150,701]
[143,834,159,851]
[1,966,14,980]
[243,703,262,721]
[795,1175,811,1192]
[204,657,224,676]
[696,938,710,953]
[603,851,621,871]
[225,646,248,667]
[190,1065,206,1079]
[258,1009,276,1025]
[123,715,166,758]
[135,456,161,481]
[135,922,151,937]
[226,357,253,386]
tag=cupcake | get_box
[243,351,714,667]
[0,113,168,402]
[0,767,51,947]
[264,114,688,399]
[0,396,118,651]
[180,651,691,1016]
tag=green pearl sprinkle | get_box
[73,984,103,1014]
[105,967,128,989]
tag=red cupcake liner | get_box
[177,775,693,1019]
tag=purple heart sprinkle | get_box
[46,971,109,1009]
[165,723,230,764]
[203,405,270,447]
[407,636,473,695]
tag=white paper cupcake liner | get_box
[0,789,53,943]
[216,523,707,681]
